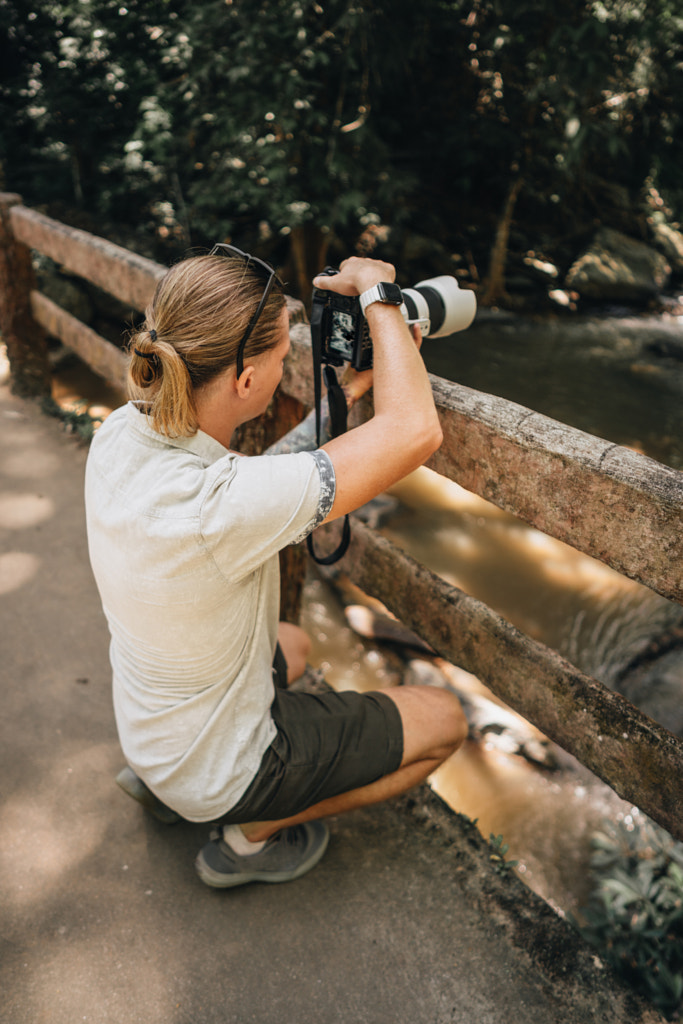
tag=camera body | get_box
[311,268,477,371]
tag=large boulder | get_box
[618,646,683,738]
[565,227,670,302]
[650,220,683,276]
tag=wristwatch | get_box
[359,282,403,314]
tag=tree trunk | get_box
[0,194,52,398]
[480,174,524,307]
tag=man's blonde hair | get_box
[128,254,286,437]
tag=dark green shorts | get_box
[218,655,404,825]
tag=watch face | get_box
[378,282,403,305]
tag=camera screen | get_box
[329,309,356,359]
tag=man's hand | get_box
[312,256,423,408]
[313,256,396,297]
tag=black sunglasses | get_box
[210,243,282,379]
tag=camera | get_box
[311,269,477,371]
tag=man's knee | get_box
[432,688,468,756]
[388,685,468,765]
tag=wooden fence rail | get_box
[283,325,683,606]
[314,516,683,841]
[2,193,683,843]
[11,202,165,312]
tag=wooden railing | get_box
[2,192,682,843]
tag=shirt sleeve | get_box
[199,448,335,582]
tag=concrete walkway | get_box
[0,379,662,1024]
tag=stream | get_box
[422,307,683,470]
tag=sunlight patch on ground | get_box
[17,935,176,1024]
[0,743,121,914]
[2,447,63,480]
[0,491,54,530]
[0,796,102,912]
[0,551,40,595]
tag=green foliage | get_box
[40,396,101,442]
[1,1,682,290]
[578,818,683,1017]
[466,0,683,232]
[144,1,406,241]
[488,832,519,874]
[0,1,168,210]
[127,0,481,254]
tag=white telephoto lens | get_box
[413,276,477,338]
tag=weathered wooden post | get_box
[235,391,309,623]
[0,193,52,397]
[233,300,309,624]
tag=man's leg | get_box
[238,684,467,842]
[195,685,467,887]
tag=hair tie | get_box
[149,328,158,342]
[134,347,158,363]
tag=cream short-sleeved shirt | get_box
[85,403,335,821]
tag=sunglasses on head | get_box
[210,243,282,379]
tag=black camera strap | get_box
[306,298,351,565]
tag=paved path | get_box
[0,380,662,1024]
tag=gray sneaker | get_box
[115,766,182,825]
[195,821,330,888]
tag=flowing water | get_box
[41,311,683,915]
[421,308,683,470]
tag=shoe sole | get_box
[195,822,330,889]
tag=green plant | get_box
[578,817,683,1018]
[41,396,101,443]
[488,832,519,875]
